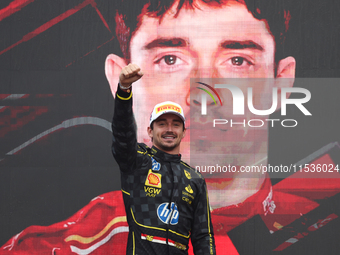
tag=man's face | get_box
[125,1,294,170]
[148,113,186,153]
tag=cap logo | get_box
[156,104,181,114]
[150,101,185,126]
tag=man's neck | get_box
[207,152,268,209]
[207,176,266,209]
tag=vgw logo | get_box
[157,202,179,225]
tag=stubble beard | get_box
[155,137,181,153]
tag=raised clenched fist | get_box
[119,63,144,89]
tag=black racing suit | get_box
[112,86,216,255]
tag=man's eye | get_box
[231,57,244,66]
[154,53,189,73]
[164,55,177,65]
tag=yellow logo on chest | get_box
[184,170,191,179]
[144,186,161,197]
[145,169,162,188]
[185,184,193,193]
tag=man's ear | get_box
[147,127,153,139]
[277,56,296,79]
[105,54,127,97]
[275,56,296,109]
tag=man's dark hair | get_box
[114,0,291,74]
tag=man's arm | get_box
[111,64,143,172]
[191,180,216,255]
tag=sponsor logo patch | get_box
[144,186,161,197]
[146,235,154,241]
[141,233,186,250]
[151,157,161,171]
[184,170,191,179]
[145,169,162,188]
[156,104,182,114]
[182,191,195,200]
[157,202,179,225]
[263,187,276,216]
[182,196,192,205]
[175,242,186,250]
[185,184,193,194]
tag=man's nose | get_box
[186,57,221,103]
[192,59,217,78]
[165,123,173,132]
[186,82,223,112]
[194,67,214,78]
[186,88,217,108]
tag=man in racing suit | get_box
[112,63,216,255]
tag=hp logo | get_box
[157,202,179,225]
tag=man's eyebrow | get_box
[220,40,264,51]
[143,38,188,50]
[155,118,166,123]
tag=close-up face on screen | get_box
[1,0,340,254]
[125,1,279,161]
[116,1,294,181]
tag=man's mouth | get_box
[162,134,176,140]
[184,111,259,141]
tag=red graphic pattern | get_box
[0,106,48,138]
[0,0,35,22]
[0,0,112,57]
